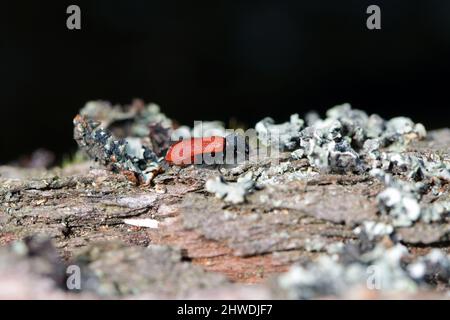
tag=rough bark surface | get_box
[1,130,450,299]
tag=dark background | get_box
[1,1,450,163]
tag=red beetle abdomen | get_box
[165,136,225,166]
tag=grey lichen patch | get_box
[353,221,394,241]
[371,169,423,227]
[72,99,179,184]
[277,241,450,299]
[256,103,426,174]
[407,249,450,283]
[80,100,172,138]
[254,158,317,186]
[256,114,304,151]
[376,151,450,185]
[371,169,449,227]
[73,108,164,185]
[205,172,256,204]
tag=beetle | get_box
[165,133,249,167]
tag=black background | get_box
[1,1,450,163]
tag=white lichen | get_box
[205,172,256,204]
